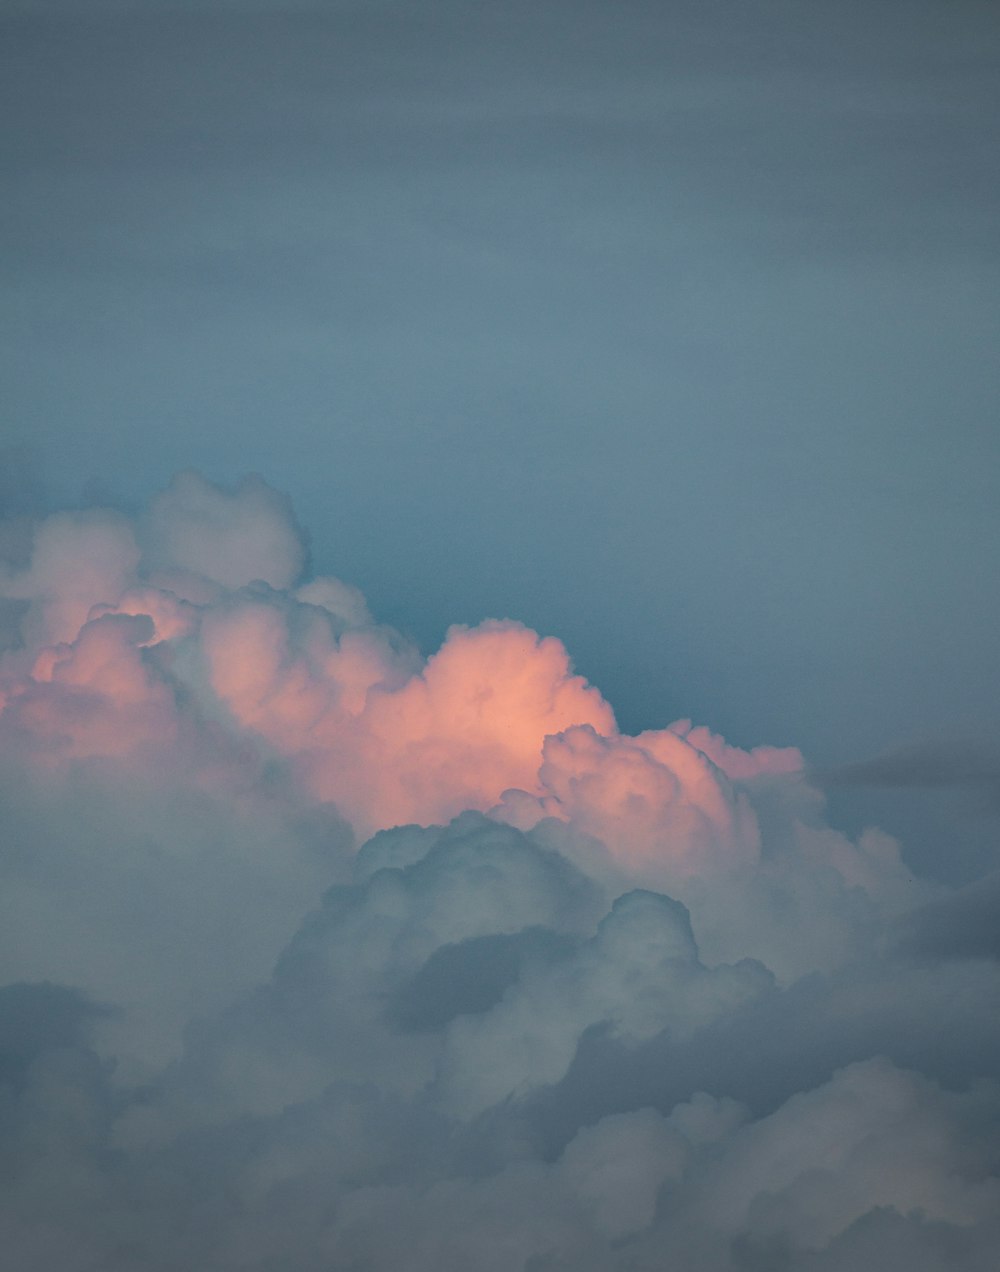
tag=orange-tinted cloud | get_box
[7,613,178,761]
[494,722,772,878]
[200,607,616,836]
[0,471,802,868]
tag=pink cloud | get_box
[6,613,178,761]
[341,621,617,831]
[0,472,803,864]
[494,722,764,877]
[0,509,139,649]
[200,609,616,835]
[668,719,803,781]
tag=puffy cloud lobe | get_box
[557,1107,689,1240]
[435,889,772,1119]
[633,1059,1000,1268]
[295,575,372,630]
[142,469,306,591]
[337,622,617,832]
[133,814,606,1124]
[6,613,177,762]
[1,470,998,1270]
[198,604,617,834]
[496,723,764,878]
[669,718,803,782]
[0,508,139,649]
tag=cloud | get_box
[0,507,140,649]
[0,470,998,1269]
[494,723,766,879]
[0,982,111,1089]
[822,741,998,790]
[434,888,772,1120]
[142,469,307,593]
[819,740,1000,811]
[200,607,616,836]
[898,871,1000,962]
[626,1058,1000,1268]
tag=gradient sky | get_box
[3,0,999,867]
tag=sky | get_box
[1,2,999,1270]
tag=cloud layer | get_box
[1,472,998,1270]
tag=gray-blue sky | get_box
[3,0,999,874]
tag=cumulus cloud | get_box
[0,470,998,1270]
[0,507,140,650]
[494,722,766,879]
[142,469,307,593]
[434,888,773,1120]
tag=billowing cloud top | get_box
[1,472,997,1272]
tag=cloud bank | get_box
[1,471,997,1271]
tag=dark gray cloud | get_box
[0,982,111,1090]
[819,743,1000,876]
[822,741,1000,802]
